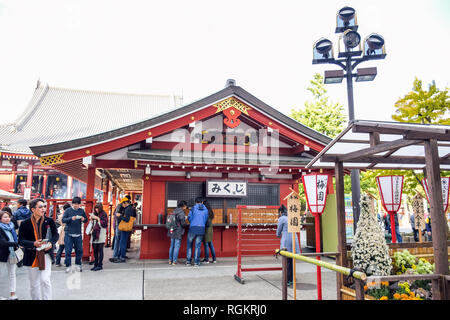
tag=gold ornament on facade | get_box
[39,153,65,166]
[213,97,252,115]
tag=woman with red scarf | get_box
[18,198,58,300]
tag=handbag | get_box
[118,216,136,232]
[85,221,93,235]
[14,247,24,262]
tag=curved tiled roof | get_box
[0,84,183,154]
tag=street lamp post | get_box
[312,6,386,231]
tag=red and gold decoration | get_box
[214,97,252,129]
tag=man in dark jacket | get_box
[18,198,58,300]
[13,198,32,224]
[62,197,87,272]
[185,197,208,266]
[167,200,188,265]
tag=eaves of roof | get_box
[30,85,331,157]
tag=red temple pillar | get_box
[42,172,48,199]
[83,166,96,260]
[26,162,34,193]
[140,174,151,259]
[67,176,73,199]
[10,160,18,193]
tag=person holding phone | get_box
[18,198,58,300]
[62,197,87,273]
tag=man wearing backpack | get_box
[185,197,208,267]
[166,200,188,265]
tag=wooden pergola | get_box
[306,120,450,300]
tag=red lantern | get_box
[301,174,330,300]
[422,177,450,213]
[376,175,404,243]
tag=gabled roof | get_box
[0,84,183,154]
[307,120,450,170]
[29,84,331,157]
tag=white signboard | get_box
[206,181,247,198]
[422,177,450,212]
[376,175,404,213]
[167,200,178,208]
[301,174,329,215]
[24,187,31,200]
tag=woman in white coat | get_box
[276,204,300,287]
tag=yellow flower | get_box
[412,264,416,269]
[401,293,409,299]
[397,272,402,275]
[364,285,368,291]
[405,288,410,294]
[393,293,401,300]
[382,281,389,287]
[379,296,388,300]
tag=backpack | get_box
[165,213,178,230]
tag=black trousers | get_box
[93,243,105,267]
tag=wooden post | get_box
[424,139,449,300]
[281,248,288,300]
[354,278,365,300]
[292,233,296,300]
[335,161,348,300]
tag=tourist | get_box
[166,200,188,265]
[201,200,216,264]
[0,210,20,300]
[112,197,134,263]
[62,197,87,272]
[409,213,419,242]
[55,203,71,267]
[13,199,32,225]
[2,207,18,230]
[185,197,208,266]
[276,204,299,287]
[90,203,108,271]
[18,198,58,300]
[110,195,130,262]
[425,214,432,242]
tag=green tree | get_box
[392,77,450,125]
[290,73,347,210]
[290,73,347,138]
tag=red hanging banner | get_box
[376,175,404,243]
[301,173,330,301]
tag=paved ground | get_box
[0,238,338,300]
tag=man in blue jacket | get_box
[62,197,87,272]
[13,198,32,223]
[185,197,208,266]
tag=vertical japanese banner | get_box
[301,173,330,301]
[287,193,301,233]
[412,194,425,242]
[287,192,300,300]
[376,175,404,243]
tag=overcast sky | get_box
[0,0,448,126]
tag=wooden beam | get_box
[353,122,448,135]
[322,154,450,165]
[404,132,450,141]
[424,139,449,300]
[337,138,422,162]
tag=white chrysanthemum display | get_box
[351,194,392,276]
